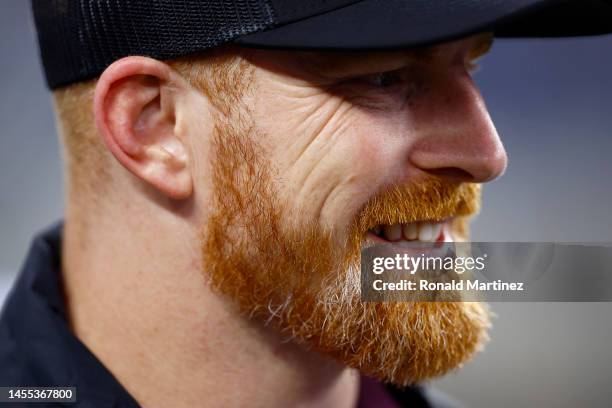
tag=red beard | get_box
[201,117,490,386]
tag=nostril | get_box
[425,167,475,182]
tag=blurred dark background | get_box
[1,1,611,406]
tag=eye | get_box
[466,59,482,74]
[363,71,402,88]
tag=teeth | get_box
[372,225,382,236]
[430,223,442,242]
[418,222,434,241]
[372,221,443,242]
[383,224,403,242]
[403,223,418,240]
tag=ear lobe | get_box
[94,56,193,200]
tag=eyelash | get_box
[362,64,480,91]
[348,58,482,100]
[466,59,482,74]
[362,71,403,88]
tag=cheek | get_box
[339,112,415,189]
[251,82,419,230]
[309,115,415,230]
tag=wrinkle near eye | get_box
[289,98,347,163]
[278,96,359,224]
[291,99,356,187]
[328,69,424,113]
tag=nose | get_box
[408,71,507,183]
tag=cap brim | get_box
[235,0,612,50]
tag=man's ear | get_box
[94,56,192,200]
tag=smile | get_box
[366,220,451,244]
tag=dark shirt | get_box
[0,223,458,407]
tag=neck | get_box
[62,196,359,408]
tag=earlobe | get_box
[94,56,193,200]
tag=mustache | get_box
[350,177,481,235]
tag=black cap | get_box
[32,0,612,90]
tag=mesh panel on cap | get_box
[32,0,275,89]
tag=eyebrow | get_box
[299,32,495,79]
[299,50,420,79]
[468,33,495,60]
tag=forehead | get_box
[243,32,493,79]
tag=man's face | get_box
[198,33,506,385]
